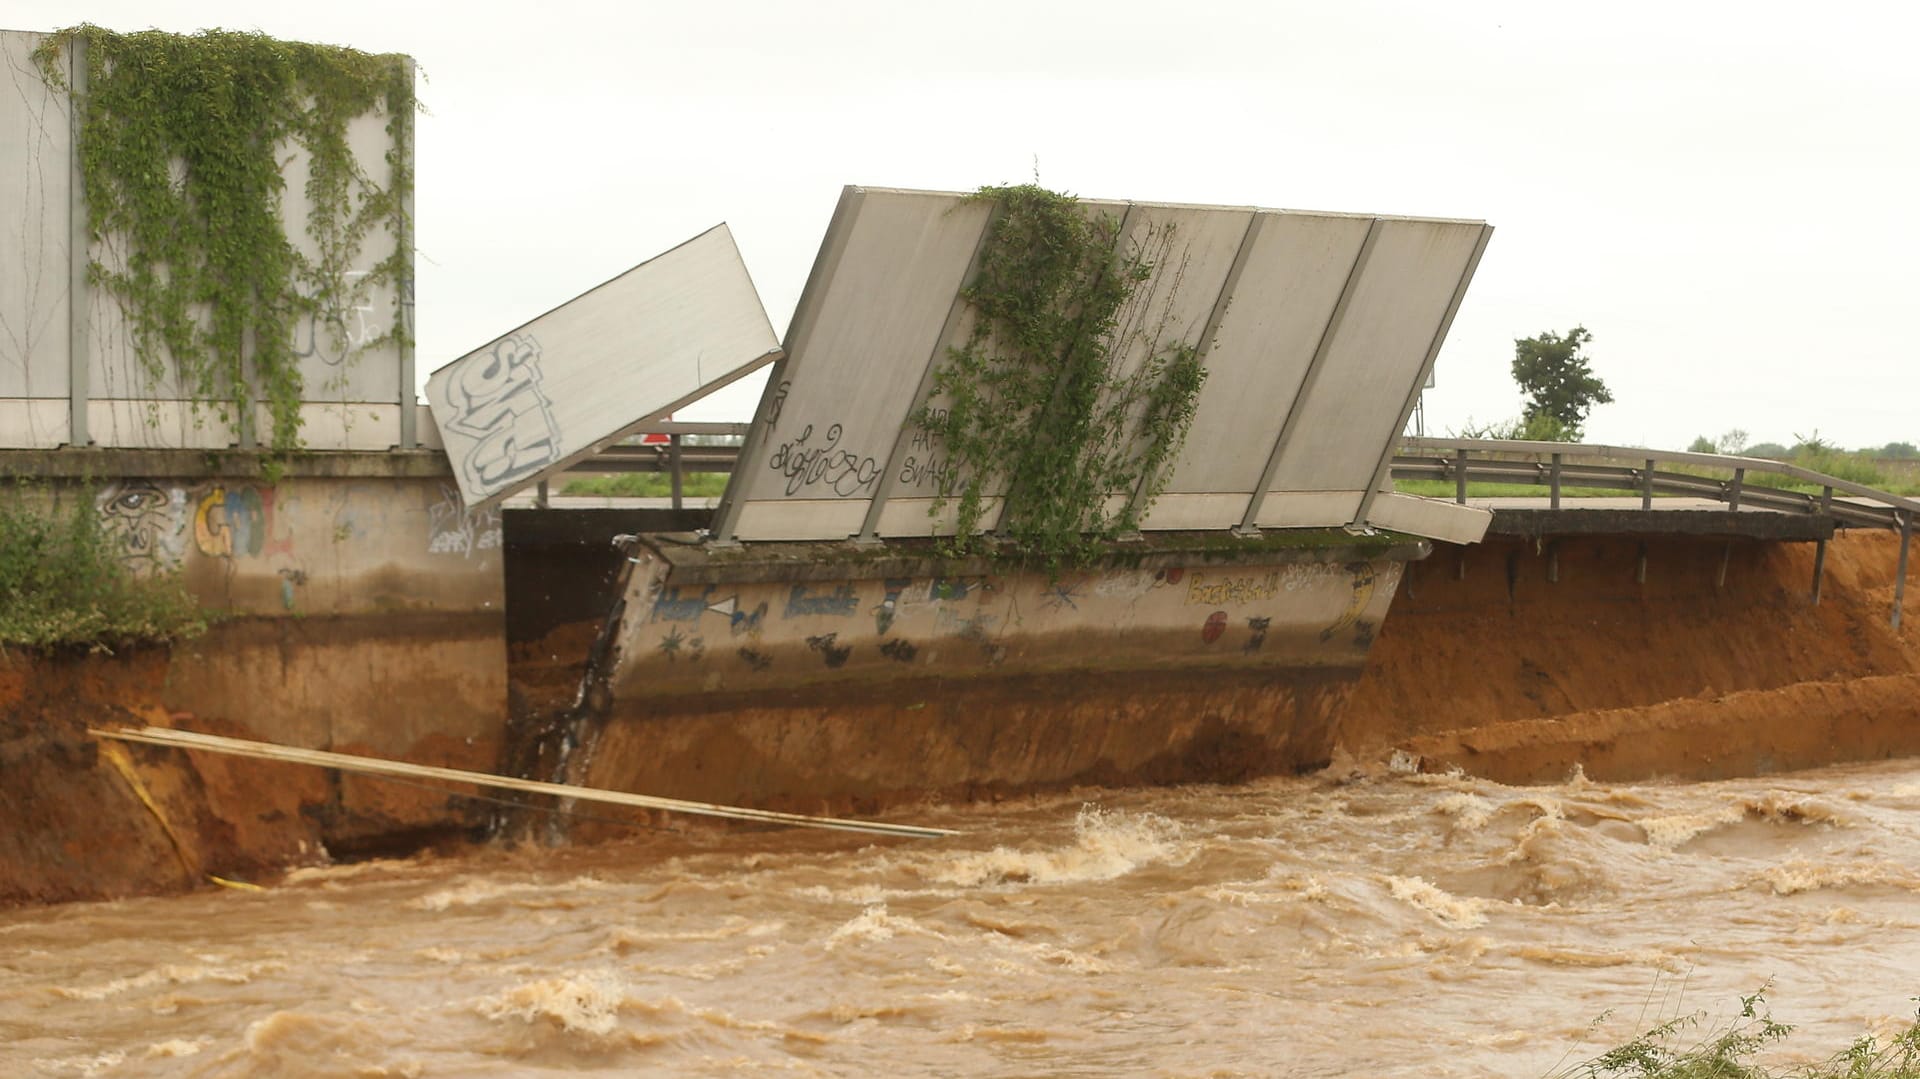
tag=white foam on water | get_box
[922,804,1192,888]
[1638,804,1745,850]
[825,903,944,951]
[606,918,785,953]
[142,1038,208,1058]
[222,1011,419,1077]
[473,968,640,1038]
[1384,875,1491,930]
[1740,790,1853,827]
[408,878,523,911]
[280,857,418,885]
[1202,868,1329,907]
[1434,792,1495,832]
[53,959,287,1001]
[28,1049,127,1077]
[1757,858,1920,896]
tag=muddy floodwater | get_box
[6,758,1920,1077]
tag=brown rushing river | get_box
[6,758,1920,1077]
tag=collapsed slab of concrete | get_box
[545,532,1429,819]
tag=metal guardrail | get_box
[1396,438,1914,628]
[560,431,1913,629]
[1395,437,1920,532]
[531,422,748,510]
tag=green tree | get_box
[1511,326,1613,440]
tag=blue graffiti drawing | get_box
[730,600,768,637]
[651,584,714,623]
[442,333,564,495]
[874,577,911,635]
[784,582,859,619]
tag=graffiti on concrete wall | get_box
[194,485,294,560]
[441,333,564,496]
[784,582,859,619]
[623,556,1400,685]
[1244,616,1272,654]
[94,481,190,572]
[1185,570,1282,606]
[650,584,715,623]
[427,484,502,558]
[806,632,852,668]
[1320,562,1378,643]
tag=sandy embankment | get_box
[1340,530,1919,782]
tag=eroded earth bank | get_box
[3,528,1914,907]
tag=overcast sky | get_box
[14,0,1917,451]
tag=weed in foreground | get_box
[0,487,206,649]
[1548,990,1920,1079]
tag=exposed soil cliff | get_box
[6,528,1913,908]
[1339,530,1918,780]
[0,614,502,906]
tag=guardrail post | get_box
[1810,538,1827,605]
[535,480,549,509]
[1642,458,1654,511]
[1455,448,1468,505]
[1550,452,1562,510]
[1896,510,1912,630]
[1728,467,1744,512]
[670,433,684,511]
[1820,486,1833,516]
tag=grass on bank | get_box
[560,472,731,499]
[1548,991,1920,1079]
[0,488,207,649]
[1395,479,1636,500]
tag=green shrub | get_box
[0,488,207,649]
[1548,991,1920,1079]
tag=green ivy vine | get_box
[913,184,1207,566]
[33,25,415,453]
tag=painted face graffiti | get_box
[94,481,188,571]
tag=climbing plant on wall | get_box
[33,25,414,453]
[912,184,1207,565]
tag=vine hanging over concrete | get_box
[34,25,414,453]
[914,184,1206,565]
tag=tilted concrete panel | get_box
[753,191,990,500]
[1265,218,1487,494]
[1157,212,1373,498]
[427,223,782,509]
[713,187,1491,545]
